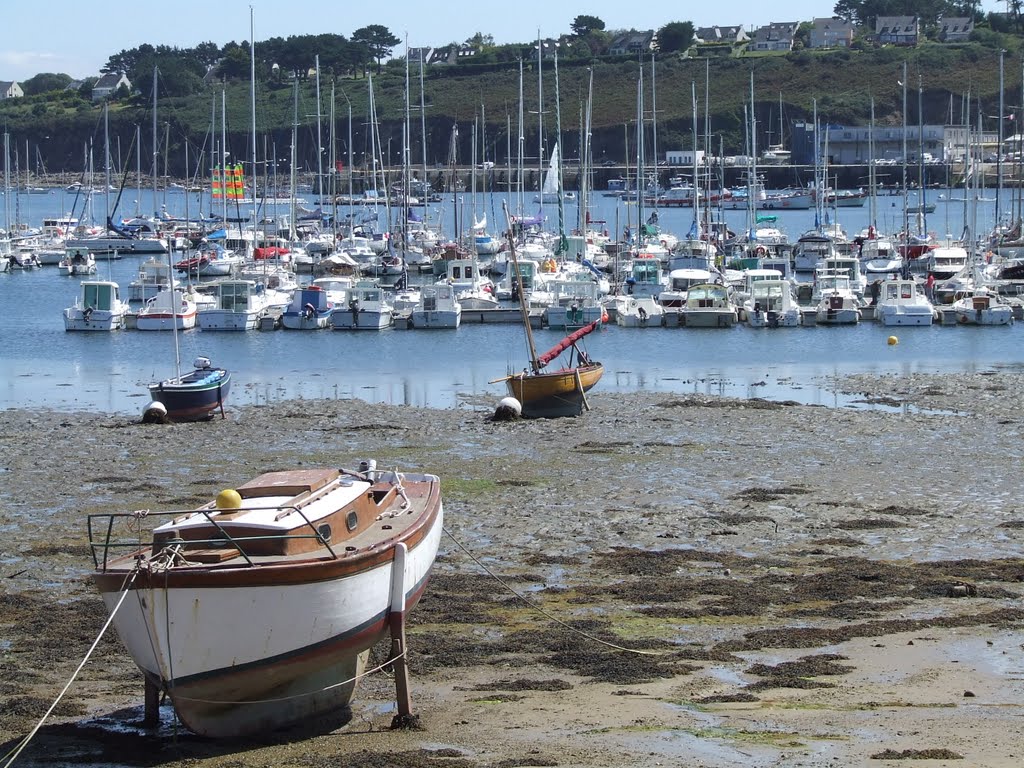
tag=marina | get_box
[3,189,1024,416]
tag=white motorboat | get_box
[952,289,1014,326]
[613,295,663,328]
[410,283,462,329]
[57,247,96,276]
[793,231,839,272]
[440,257,497,310]
[136,287,199,331]
[543,279,605,330]
[280,286,334,330]
[813,271,863,325]
[197,280,277,331]
[680,283,738,328]
[63,280,129,331]
[875,278,935,326]
[745,279,802,328]
[331,281,393,330]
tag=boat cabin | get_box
[927,246,968,279]
[626,258,663,297]
[685,283,731,309]
[750,280,790,312]
[215,280,261,311]
[81,280,122,311]
[148,469,414,561]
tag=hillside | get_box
[0,43,1015,180]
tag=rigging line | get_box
[441,526,664,657]
[1,569,139,768]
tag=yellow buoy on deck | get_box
[216,488,242,510]
[887,335,899,346]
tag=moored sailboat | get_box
[499,203,602,418]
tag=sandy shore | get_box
[1,373,1022,767]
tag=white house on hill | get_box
[0,81,24,100]
[91,72,131,102]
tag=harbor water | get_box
[2,187,1022,417]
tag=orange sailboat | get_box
[500,203,603,418]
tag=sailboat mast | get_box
[537,30,543,206]
[316,54,324,205]
[553,49,566,256]
[691,81,700,240]
[901,61,909,240]
[290,79,298,239]
[581,67,594,233]
[419,55,429,228]
[330,83,337,243]
[918,74,927,236]
[3,132,10,231]
[869,98,877,228]
[152,65,158,217]
[635,65,644,246]
[650,53,658,211]
[250,7,258,228]
[104,103,111,229]
[172,143,187,381]
[517,58,525,217]
[135,125,142,218]
[221,89,228,226]
[502,201,540,373]
[997,49,1004,230]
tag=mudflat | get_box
[1,372,1022,767]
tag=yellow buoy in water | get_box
[887,335,899,346]
[216,488,242,510]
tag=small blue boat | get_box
[148,357,231,422]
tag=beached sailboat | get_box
[499,202,602,418]
[87,460,443,738]
[145,144,231,422]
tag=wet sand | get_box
[1,373,1022,767]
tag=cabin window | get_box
[83,283,112,309]
[345,511,359,532]
[318,523,333,541]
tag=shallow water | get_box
[4,190,1023,416]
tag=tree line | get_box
[16,15,697,100]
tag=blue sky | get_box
[1,1,999,81]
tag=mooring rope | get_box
[1,569,139,768]
[442,526,664,656]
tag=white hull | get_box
[953,304,1014,325]
[410,309,461,328]
[747,309,801,328]
[613,296,663,328]
[280,313,332,329]
[135,312,198,331]
[877,307,934,326]
[57,263,96,276]
[331,309,392,330]
[197,309,263,331]
[816,307,861,324]
[63,308,127,331]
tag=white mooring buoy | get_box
[141,400,169,424]
[492,396,522,421]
